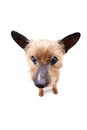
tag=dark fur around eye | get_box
[50,56,58,65]
[31,56,37,64]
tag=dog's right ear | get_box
[59,32,81,53]
[11,31,29,49]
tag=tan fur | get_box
[25,39,65,96]
[11,31,80,97]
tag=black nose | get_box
[35,83,46,88]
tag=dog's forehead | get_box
[25,39,64,60]
[28,39,62,51]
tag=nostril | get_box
[35,83,46,88]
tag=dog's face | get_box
[25,39,64,88]
[11,31,80,96]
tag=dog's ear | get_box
[11,31,29,49]
[59,32,81,53]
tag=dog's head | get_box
[11,31,80,88]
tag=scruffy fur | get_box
[11,31,81,96]
[25,40,64,96]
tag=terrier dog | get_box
[11,31,81,96]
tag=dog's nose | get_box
[34,65,48,88]
[35,83,46,88]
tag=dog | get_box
[11,31,81,96]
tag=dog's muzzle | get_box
[34,65,49,88]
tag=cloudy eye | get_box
[31,56,37,64]
[50,56,58,65]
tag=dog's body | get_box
[11,31,81,96]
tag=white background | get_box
[0,0,87,130]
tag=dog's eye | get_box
[50,56,58,65]
[31,56,37,64]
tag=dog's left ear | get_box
[11,31,29,49]
[59,32,81,53]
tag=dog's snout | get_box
[35,72,47,88]
[34,65,49,88]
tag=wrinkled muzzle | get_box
[34,65,49,88]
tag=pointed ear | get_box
[11,31,29,49]
[59,32,81,53]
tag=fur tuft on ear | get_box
[59,32,81,53]
[11,31,29,49]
